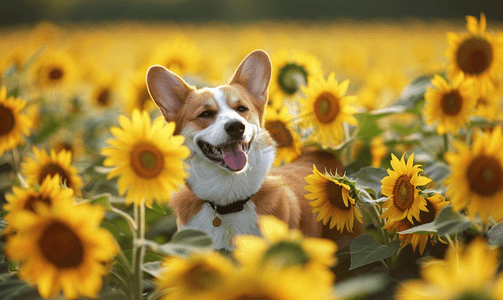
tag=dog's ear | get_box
[230,50,272,107]
[146,65,193,122]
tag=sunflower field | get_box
[2,12,503,300]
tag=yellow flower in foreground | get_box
[264,106,302,166]
[445,125,503,223]
[156,251,234,300]
[446,13,503,91]
[5,202,118,299]
[233,215,337,294]
[423,74,477,135]
[380,153,431,224]
[396,239,503,300]
[383,194,449,255]
[101,109,190,206]
[299,73,358,148]
[3,175,73,234]
[0,86,33,155]
[304,165,362,232]
[21,147,84,197]
[221,266,338,300]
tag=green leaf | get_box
[349,234,401,270]
[434,206,473,236]
[150,201,167,215]
[488,222,503,246]
[0,275,41,300]
[90,194,112,211]
[142,261,163,279]
[395,75,434,110]
[33,118,61,144]
[354,107,403,142]
[157,228,213,256]
[398,222,437,235]
[352,167,388,197]
[422,161,450,185]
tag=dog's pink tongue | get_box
[222,144,247,171]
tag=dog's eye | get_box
[197,110,215,119]
[236,105,249,112]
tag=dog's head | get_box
[146,50,275,201]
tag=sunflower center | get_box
[466,155,503,196]
[440,91,463,116]
[23,194,52,212]
[325,180,351,211]
[38,163,72,188]
[314,92,340,124]
[183,263,220,292]
[277,63,308,95]
[264,120,294,148]
[456,37,493,75]
[393,175,415,211]
[130,143,165,179]
[48,67,64,81]
[39,220,84,268]
[262,241,310,267]
[97,88,111,107]
[0,104,15,136]
[54,142,74,155]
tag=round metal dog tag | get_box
[212,216,222,227]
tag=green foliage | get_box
[349,234,401,270]
[156,228,213,257]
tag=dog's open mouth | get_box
[197,138,252,172]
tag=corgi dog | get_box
[146,50,360,251]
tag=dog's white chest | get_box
[183,202,261,250]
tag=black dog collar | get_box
[204,194,255,215]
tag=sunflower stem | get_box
[132,204,146,300]
[110,205,138,233]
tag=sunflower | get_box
[21,147,84,197]
[220,265,336,300]
[423,74,477,135]
[474,82,502,121]
[149,36,201,77]
[101,109,190,206]
[269,49,323,108]
[395,239,503,300]
[0,86,33,156]
[383,193,449,255]
[124,69,157,115]
[444,125,503,223]
[88,71,118,110]
[233,215,337,290]
[299,73,358,148]
[380,153,431,224]
[156,251,235,300]
[3,175,74,235]
[446,13,503,92]
[264,106,302,166]
[304,165,362,232]
[31,48,78,90]
[4,201,118,299]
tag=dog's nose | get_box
[225,121,245,139]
